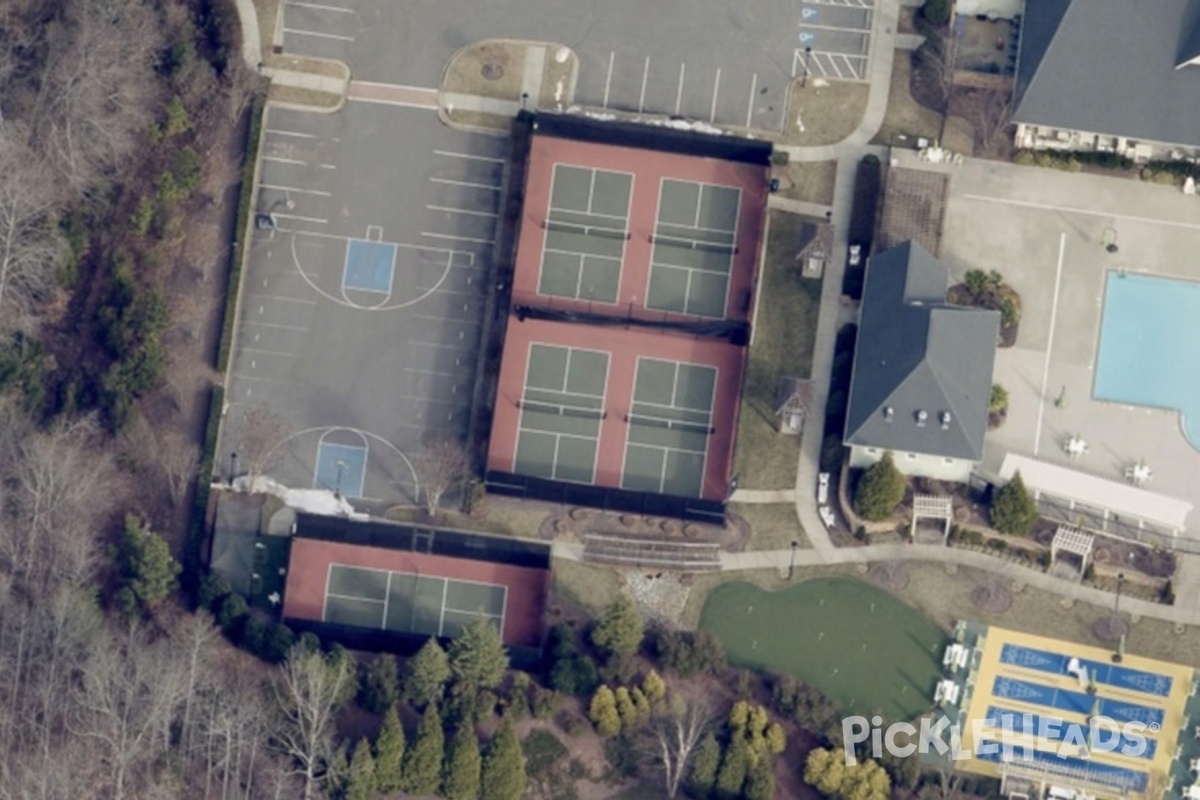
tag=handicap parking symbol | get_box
[798,31,816,44]
[801,7,818,19]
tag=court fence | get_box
[510,298,750,344]
[485,469,726,524]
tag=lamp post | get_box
[801,46,813,88]
[788,540,799,580]
[1112,572,1126,662]
[521,91,529,111]
[229,452,238,487]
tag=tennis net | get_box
[544,218,631,240]
[624,412,714,435]
[650,234,738,255]
[517,398,606,420]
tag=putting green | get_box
[698,577,948,721]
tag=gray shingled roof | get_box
[1013,0,1200,149]
[843,242,999,462]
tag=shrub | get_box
[921,0,951,26]
[853,452,906,521]
[989,383,1009,413]
[990,471,1038,535]
[652,628,727,677]
[1161,579,1175,604]
[197,572,233,611]
[770,149,790,166]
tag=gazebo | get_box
[1050,524,1094,576]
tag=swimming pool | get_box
[1094,273,1200,449]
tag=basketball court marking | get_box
[620,357,717,497]
[322,563,507,638]
[513,343,610,484]
[314,436,368,498]
[648,179,741,317]
[343,237,397,295]
[537,164,634,304]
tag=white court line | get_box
[432,150,504,163]
[272,212,328,224]
[325,592,384,605]
[638,56,650,113]
[1033,232,1066,457]
[283,27,354,41]
[262,155,306,165]
[675,63,686,115]
[288,1,354,12]
[421,231,494,244]
[603,52,615,108]
[745,73,758,128]
[266,129,315,138]
[709,68,721,122]
[430,177,500,190]
[961,194,1200,231]
[260,183,331,196]
[427,205,498,218]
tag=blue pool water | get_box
[1094,273,1200,448]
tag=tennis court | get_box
[538,165,633,303]
[323,563,507,638]
[514,343,610,483]
[621,357,716,497]
[343,228,396,294]
[648,179,741,317]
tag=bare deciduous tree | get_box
[415,437,471,516]
[235,407,292,485]
[270,648,353,800]
[159,431,201,507]
[0,130,64,329]
[647,696,713,798]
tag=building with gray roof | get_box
[844,242,1000,481]
[1012,0,1200,159]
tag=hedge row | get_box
[216,90,267,373]
[184,383,224,593]
[1013,149,1133,172]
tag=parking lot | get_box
[796,0,874,82]
[276,0,804,132]
[221,103,507,507]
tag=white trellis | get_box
[911,494,953,542]
[1050,524,1094,575]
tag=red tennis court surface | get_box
[486,118,771,508]
[282,537,549,648]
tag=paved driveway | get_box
[278,0,802,131]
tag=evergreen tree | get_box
[642,669,666,708]
[590,594,644,658]
[841,759,892,800]
[744,758,776,800]
[403,702,445,795]
[404,637,451,708]
[630,686,652,723]
[588,685,621,737]
[362,653,401,714]
[113,513,181,614]
[990,470,1038,535]
[714,736,750,800]
[328,644,360,706]
[448,617,509,695]
[687,732,722,799]
[614,686,638,730]
[442,723,482,800]
[852,452,906,521]
[479,715,525,800]
[344,738,376,800]
[373,705,406,793]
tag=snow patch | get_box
[554,79,563,103]
[234,475,358,518]
[812,78,830,88]
[555,47,571,64]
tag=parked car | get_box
[817,472,830,504]
[848,244,862,266]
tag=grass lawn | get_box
[733,211,823,490]
[731,502,808,551]
[785,81,870,146]
[871,52,945,147]
[443,40,527,100]
[782,160,837,206]
[698,577,948,721]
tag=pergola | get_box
[1050,524,1094,575]
[912,494,953,542]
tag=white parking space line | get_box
[273,213,328,224]
[283,27,354,41]
[427,205,498,218]
[288,1,354,12]
[267,129,316,138]
[241,347,302,358]
[263,156,307,165]
[638,57,650,113]
[240,320,309,332]
[260,184,332,197]
[603,52,615,108]
[229,373,290,385]
[800,21,871,32]
[431,177,500,191]
[709,68,721,123]
[675,63,686,115]
[421,231,494,244]
[245,293,318,305]
[745,73,758,128]
[827,54,845,79]
[432,150,504,163]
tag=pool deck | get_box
[932,153,1200,542]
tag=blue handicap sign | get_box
[801,7,817,19]
[798,32,816,44]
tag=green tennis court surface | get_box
[648,179,741,317]
[515,343,609,483]
[324,564,506,638]
[539,165,633,303]
[699,578,948,722]
[621,358,715,497]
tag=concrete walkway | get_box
[232,0,262,69]
[262,67,348,96]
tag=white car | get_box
[848,244,862,266]
[817,472,830,504]
[819,506,836,529]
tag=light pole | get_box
[1112,572,1126,662]
[229,452,238,487]
[521,91,529,111]
[789,540,798,580]
[801,46,813,88]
